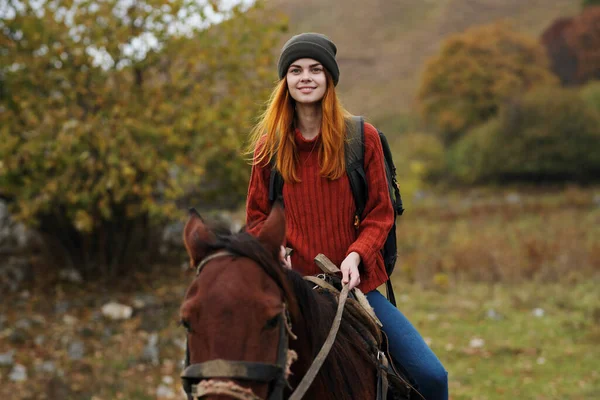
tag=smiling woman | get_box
[244,32,449,400]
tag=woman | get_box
[245,32,448,400]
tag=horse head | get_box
[180,205,297,400]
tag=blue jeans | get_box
[366,290,448,400]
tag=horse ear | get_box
[183,208,216,267]
[257,203,286,259]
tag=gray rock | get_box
[0,350,14,366]
[58,269,83,284]
[9,364,27,382]
[486,308,503,320]
[141,333,160,366]
[156,384,176,399]
[68,341,85,360]
[35,335,46,346]
[35,361,56,375]
[15,318,32,330]
[505,193,521,204]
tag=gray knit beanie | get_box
[277,33,340,86]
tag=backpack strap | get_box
[378,132,404,216]
[345,116,368,228]
[268,161,284,205]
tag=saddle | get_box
[305,253,424,400]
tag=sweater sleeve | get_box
[346,123,394,269]
[245,143,272,237]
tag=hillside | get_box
[272,0,579,130]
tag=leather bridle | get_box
[181,250,295,400]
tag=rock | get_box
[141,333,160,366]
[0,350,14,366]
[35,361,56,375]
[469,337,485,348]
[101,302,133,320]
[62,315,78,326]
[505,193,521,204]
[15,319,32,330]
[156,384,176,399]
[31,315,47,326]
[532,308,545,317]
[486,308,503,320]
[68,341,85,360]
[0,257,32,292]
[34,335,46,346]
[58,269,83,284]
[9,364,27,382]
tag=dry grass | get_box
[394,186,600,287]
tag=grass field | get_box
[0,188,598,399]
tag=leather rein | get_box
[180,250,349,400]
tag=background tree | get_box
[417,22,557,146]
[541,6,600,85]
[0,0,285,277]
[582,0,600,8]
[448,86,600,184]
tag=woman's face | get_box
[286,58,327,104]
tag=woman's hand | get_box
[340,251,361,290]
[280,245,292,270]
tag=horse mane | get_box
[206,226,375,400]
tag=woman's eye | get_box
[290,68,300,74]
[312,68,323,73]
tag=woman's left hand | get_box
[340,252,361,290]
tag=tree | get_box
[582,0,600,8]
[541,7,600,85]
[0,0,285,277]
[417,22,557,146]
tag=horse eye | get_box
[180,319,192,333]
[263,315,280,331]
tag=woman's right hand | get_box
[280,245,292,270]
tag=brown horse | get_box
[179,204,377,400]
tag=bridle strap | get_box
[182,359,283,382]
[196,250,235,275]
[288,284,350,400]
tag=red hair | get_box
[247,71,350,183]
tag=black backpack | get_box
[268,116,404,306]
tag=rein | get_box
[181,250,350,400]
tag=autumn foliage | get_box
[417,23,557,146]
[541,6,600,85]
[0,1,285,276]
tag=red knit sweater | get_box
[246,122,394,294]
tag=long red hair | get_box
[247,71,351,183]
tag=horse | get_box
[179,204,379,400]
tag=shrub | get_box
[580,80,600,115]
[418,22,557,146]
[449,86,600,183]
[0,1,284,277]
